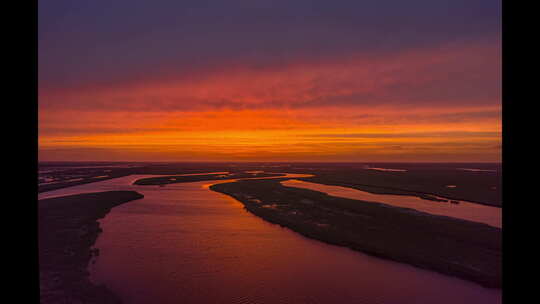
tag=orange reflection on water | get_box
[38,174,501,303]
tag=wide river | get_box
[38,174,501,304]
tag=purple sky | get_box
[39,1,502,162]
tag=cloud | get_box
[303,131,501,139]
[39,40,500,113]
[38,0,501,162]
[39,0,501,90]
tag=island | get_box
[133,172,285,185]
[210,178,501,288]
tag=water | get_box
[281,179,501,228]
[39,174,501,304]
[365,167,408,172]
[457,168,498,173]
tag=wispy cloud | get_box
[38,0,501,161]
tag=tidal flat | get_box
[210,178,501,288]
[39,191,144,304]
[133,172,285,185]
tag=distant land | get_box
[39,162,501,206]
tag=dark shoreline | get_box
[38,174,132,193]
[39,162,500,208]
[210,179,501,289]
[298,177,502,208]
[133,172,285,185]
[39,191,144,304]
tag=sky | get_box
[39,0,501,162]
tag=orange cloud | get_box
[39,41,500,162]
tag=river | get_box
[38,173,501,304]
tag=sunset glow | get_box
[39,1,501,162]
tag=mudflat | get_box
[40,162,501,208]
[39,191,144,304]
[210,179,501,288]
[133,172,285,185]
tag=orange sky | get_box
[39,40,501,162]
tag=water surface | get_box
[281,179,501,228]
[39,174,501,304]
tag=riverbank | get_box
[300,176,500,208]
[210,179,501,288]
[39,191,144,303]
[292,169,501,207]
[39,173,132,193]
[133,172,285,185]
[39,162,501,207]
